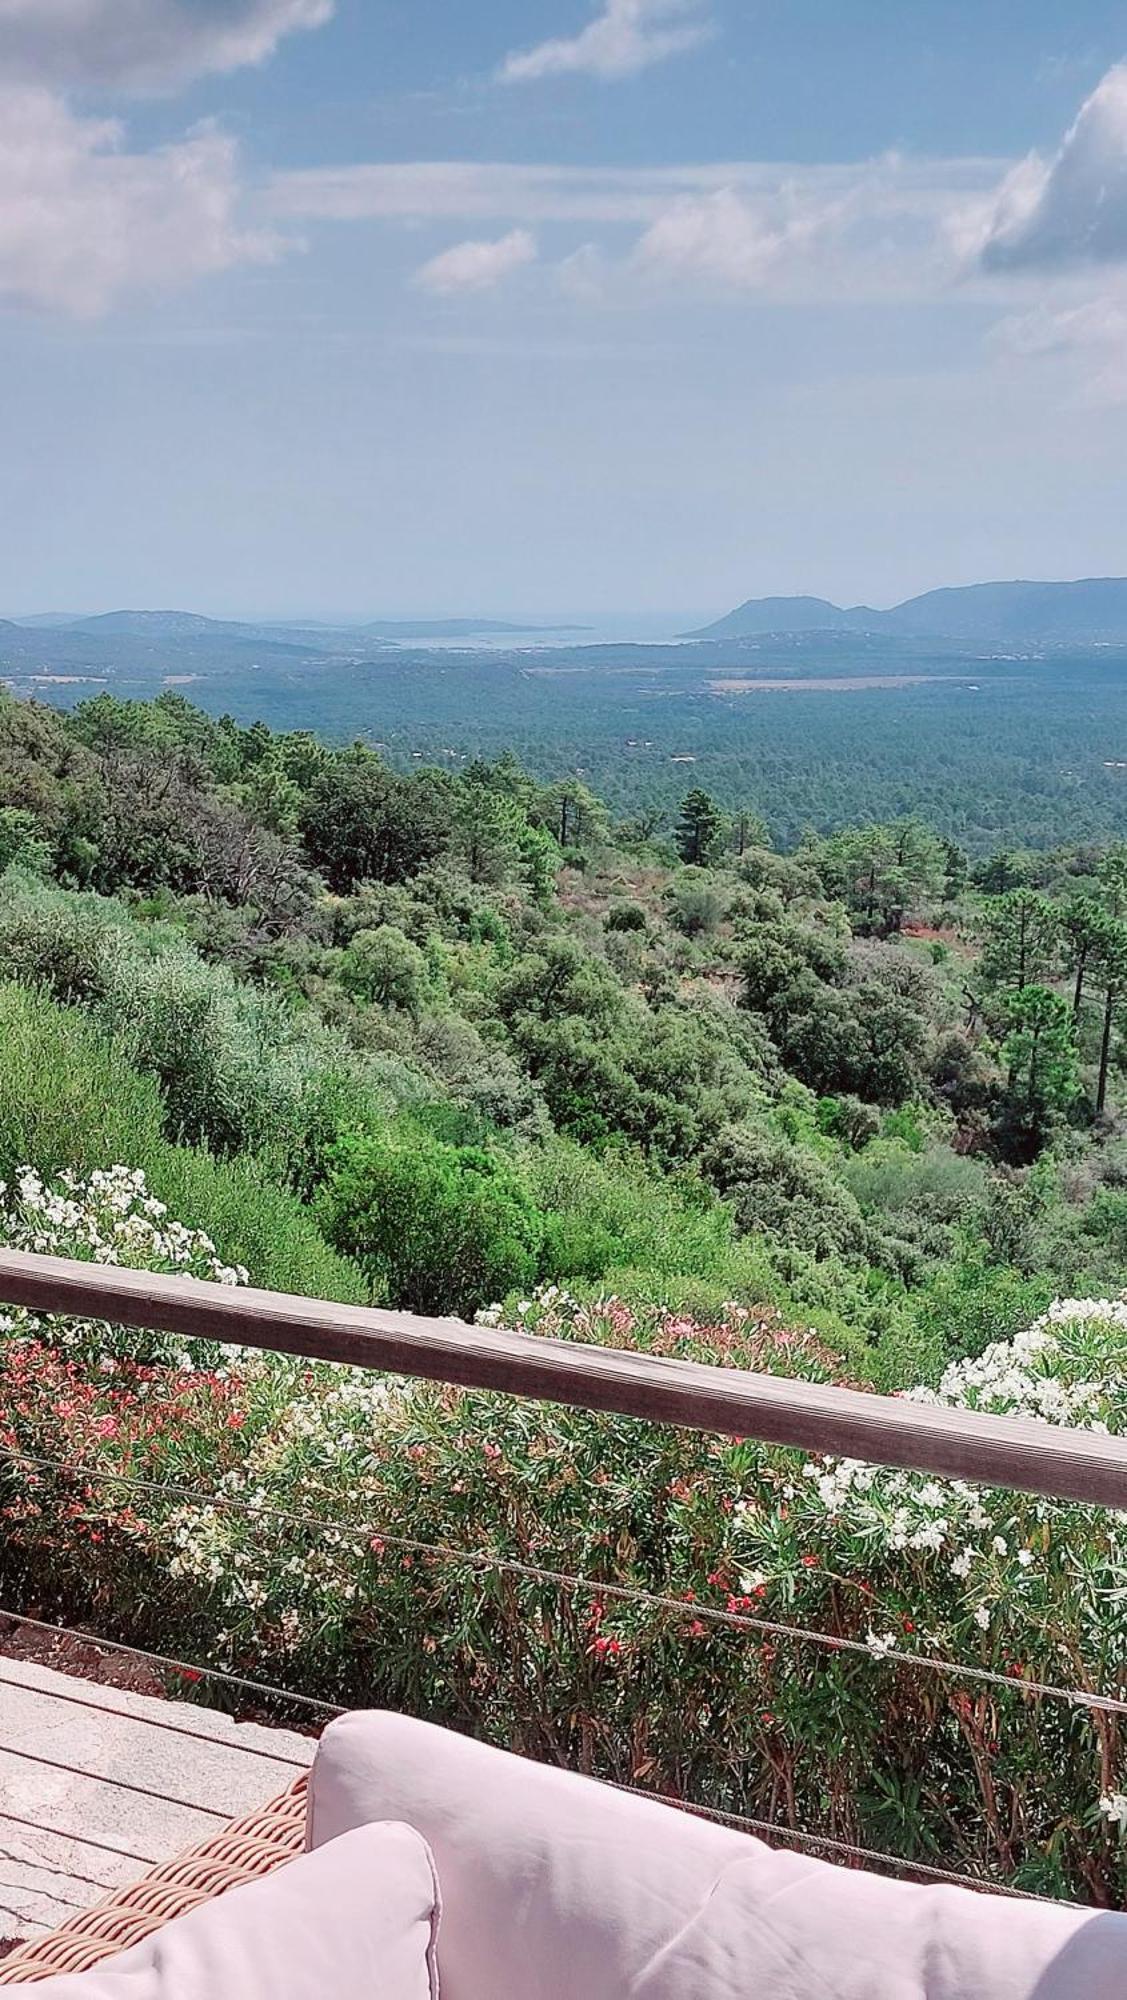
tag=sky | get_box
[3,2,1127,622]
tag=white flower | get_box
[1017,1548,1034,1568]
[866,1630,897,1660]
[992,1537,1008,1557]
[1099,1793,1127,1829]
[973,1604,991,1631]
[950,1548,974,1580]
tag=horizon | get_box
[11,569,1127,634]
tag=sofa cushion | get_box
[308,1710,1127,2000]
[9,1821,440,2000]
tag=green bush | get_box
[528,1138,736,1281]
[0,981,165,1185]
[0,877,427,1181]
[0,982,367,1303]
[149,1148,369,1306]
[319,1126,546,1315]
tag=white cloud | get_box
[628,163,948,297]
[269,152,1009,306]
[271,154,1001,232]
[413,229,537,296]
[995,295,1127,357]
[992,293,1127,405]
[975,63,1127,271]
[0,0,332,94]
[0,88,283,316]
[499,0,711,84]
[632,187,794,286]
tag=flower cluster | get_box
[0,1165,248,1368]
[1,1181,1125,1905]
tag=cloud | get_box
[0,0,333,94]
[0,88,283,316]
[499,0,711,84]
[271,154,1000,232]
[269,152,1007,305]
[994,295,1127,357]
[991,292,1127,405]
[413,229,537,295]
[975,63,1127,271]
[632,187,795,287]
[628,165,938,296]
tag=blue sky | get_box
[2,1,1127,621]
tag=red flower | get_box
[800,1553,819,1569]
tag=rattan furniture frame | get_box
[0,1777,308,1985]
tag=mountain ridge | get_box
[686,577,1127,644]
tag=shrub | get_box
[340,925,430,1012]
[0,982,166,1185]
[528,1138,736,1282]
[605,900,648,934]
[704,1122,872,1262]
[318,1126,545,1315]
[1,1190,1123,1907]
[0,877,428,1180]
[0,984,367,1302]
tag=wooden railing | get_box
[0,1248,1125,1507]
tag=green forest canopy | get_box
[3,682,1127,1388]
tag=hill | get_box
[76,610,242,638]
[688,576,1127,643]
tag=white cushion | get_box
[10,1821,440,2000]
[308,1710,1127,2000]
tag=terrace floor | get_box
[0,1654,314,1951]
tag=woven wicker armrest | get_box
[0,1776,308,1985]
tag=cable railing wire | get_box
[0,1741,231,1819]
[4,1443,1124,1719]
[621,1788,1061,1904]
[0,1811,162,1870]
[0,1604,1056,1905]
[0,1666,311,1768]
[0,1605,344,1723]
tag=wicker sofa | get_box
[4,1716,1126,1998]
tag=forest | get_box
[4,682,1127,1899]
[10,623,1127,852]
[3,681,1127,1382]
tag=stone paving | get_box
[0,1655,313,1947]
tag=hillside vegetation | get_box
[3,685,1127,1386]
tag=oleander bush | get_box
[1,1167,1124,1905]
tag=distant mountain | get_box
[55,610,591,645]
[687,577,1127,644]
[76,610,240,638]
[13,613,87,629]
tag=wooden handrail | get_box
[0,1250,1125,1507]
